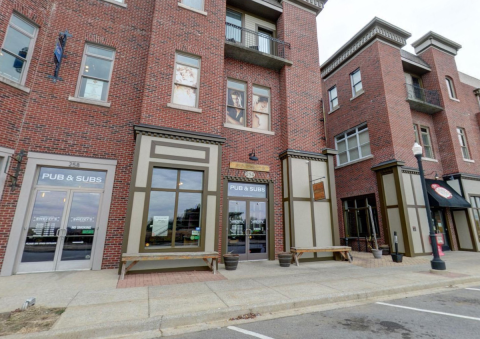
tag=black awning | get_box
[425,179,471,209]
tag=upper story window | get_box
[420,126,434,159]
[253,85,270,131]
[335,124,371,166]
[226,9,242,43]
[0,14,38,84]
[413,124,420,144]
[181,0,203,11]
[226,79,246,126]
[76,44,115,102]
[457,127,471,160]
[350,69,363,97]
[405,73,424,100]
[172,52,201,108]
[328,86,338,111]
[446,77,457,99]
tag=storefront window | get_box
[145,168,203,249]
[343,195,379,238]
[469,196,480,242]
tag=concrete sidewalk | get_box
[1,251,480,338]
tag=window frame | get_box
[457,127,471,160]
[0,13,38,85]
[140,163,207,253]
[446,77,457,99]
[413,124,420,144]
[328,86,338,111]
[226,78,247,127]
[350,68,363,97]
[342,194,380,238]
[419,126,435,159]
[252,84,271,131]
[171,51,201,109]
[335,124,371,166]
[75,43,116,102]
[180,0,204,11]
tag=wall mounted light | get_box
[249,149,258,161]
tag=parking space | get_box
[167,286,480,339]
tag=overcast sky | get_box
[316,0,480,79]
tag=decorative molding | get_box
[134,124,226,145]
[402,167,420,175]
[279,149,327,161]
[225,175,273,183]
[320,18,411,78]
[371,159,406,172]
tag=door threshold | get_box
[15,268,91,275]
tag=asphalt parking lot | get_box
[167,286,480,338]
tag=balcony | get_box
[224,23,292,70]
[405,83,443,114]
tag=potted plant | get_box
[368,206,382,259]
[223,252,239,270]
[277,252,293,267]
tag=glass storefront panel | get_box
[249,202,267,254]
[227,183,267,198]
[228,200,247,255]
[21,190,67,263]
[174,192,202,247]
[37,167,106,189]
[145,191,176,248]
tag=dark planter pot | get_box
[223,254,239,270]
[278,252,293,267]
[391,254,404,263]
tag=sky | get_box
[316,0,480,79]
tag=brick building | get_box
[321,18,480,256]
[0,0,339,276]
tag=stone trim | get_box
[225,175,274,183]
[279,149,327,161]
[371,159,406,172]
[401,167,420,175]
[134,124,226,145]
[412,31,462,56]
[320,17,411,78]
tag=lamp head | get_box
[412,142,423,156]
[249,149,258,161]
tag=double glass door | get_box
[227,200,267,260]
[17,189,102,273]
[431,209,451,251]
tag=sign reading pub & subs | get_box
[228,182,267,198]
[37,167,106,189]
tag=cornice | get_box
[225,175,274,183]
[371,159,406,172]
[412,31,462,56]
[320,17,411,78]
[134,124,226,145]
[279,149,327,161]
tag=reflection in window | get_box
[182,0,203,10]
[335,124,371,165]
[470,197,480,243]
[226,9,242,43]
[145,169,203,249]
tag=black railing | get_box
[406,83,441,107]
[225,22,290,59]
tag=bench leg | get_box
[294,252,302,266]
[347,252,353,263]
[120,262,126,280]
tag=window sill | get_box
[223,123,275,135]
[328,106,340,114]
[68,96,111,107]
[335,154,373,169]
[422,157,438,163]
[463,159,475,163]
[167,103,202,113]
[0,76,30,93]
[99,0,127,8]
[178,2,207,16]
[350,90,365,101]
[449,97,460,102]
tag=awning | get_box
[425,179,471,209]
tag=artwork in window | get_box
[226,88,245,125]
[83,79,105,101]
[175,64,198,87]
[173,85,197,107]
[253,94,269,114]
[253,113,269,130]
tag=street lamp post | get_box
[412,142,446,270]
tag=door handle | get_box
[56,229,61,237]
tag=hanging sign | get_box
[48,30,72,83]
[313,181,326,201]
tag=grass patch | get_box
[0,306,66,336]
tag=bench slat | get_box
[290,246,351,253]
[122,252,219,262]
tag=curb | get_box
[3,275,480,339]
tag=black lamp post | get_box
[412,142,446,270]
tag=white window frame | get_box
[252,84,271,131]
[180,0,204,11]
[0,147,14,202]
[328,86,338,111]
[446,77,457,99]
[420,126,435,159]
[350,69,363,97]
[335,124,371,166]
[0,13,38,85]
[171,51,201,109]
[413,124,420,144]
[457,127,471,160]
[75,43,116,102]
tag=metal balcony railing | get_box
[406,83,441,107]
[225,22,290,60]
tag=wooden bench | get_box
[120,252,219,280]
[290,246,352,266]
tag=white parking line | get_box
[227,326,276,339]
[376,302,480,321]
[465,288,480,291]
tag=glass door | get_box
[432,209,451,251]
[56,191,102,270]
[247,201,267,260]
[227,200,247,260]
[258,28,273,54]
[17,190,69,273]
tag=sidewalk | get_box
[1,251,480,338]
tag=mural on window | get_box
[226,79,246,126]
[252,86,270,131]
